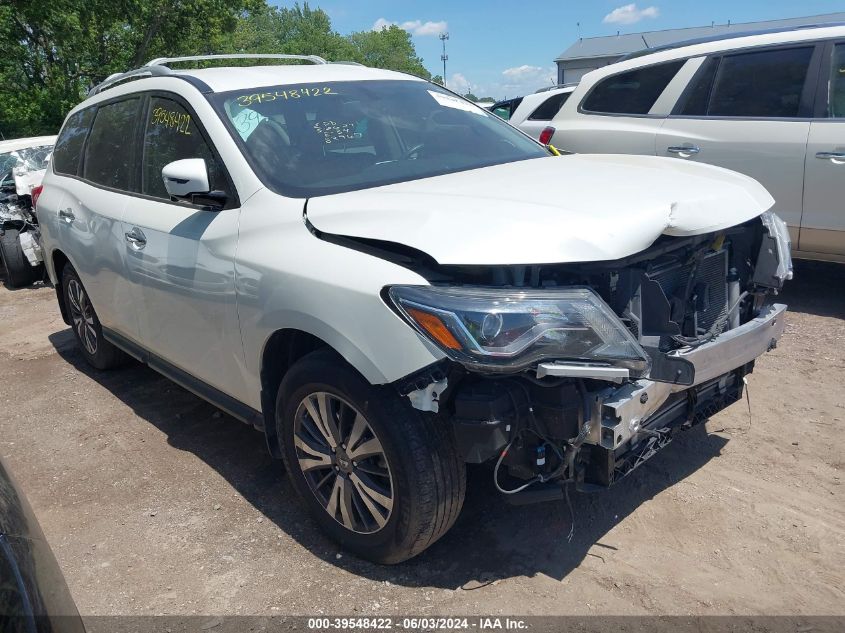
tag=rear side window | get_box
[582,61,684,115]
[83,98,139,190]
[52,108,94,176]
[491,97,523,121]
[829,43,845,118]
[707,47,814,118]
[142,97,226,199]
[528,92,570,120]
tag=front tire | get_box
[277,349,466,564]
[61,265,127,370]
[0,229,41,288]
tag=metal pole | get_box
[439,32,449,87]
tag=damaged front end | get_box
[388,211,791,500]
[0,147,50,272]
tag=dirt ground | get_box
[0,260,843,617]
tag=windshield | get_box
[0,146,53,189]
[212,80,548,198]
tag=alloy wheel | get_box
[67,278,98,355]
[293,392,394,534]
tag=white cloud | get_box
[602,4,660,25]
[502,65,546,79]
[496,65,557,96]
[447,73,471,93]
[372,18,448,37]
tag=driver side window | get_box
[142,97,226,200]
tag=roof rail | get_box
[88,65,173,96]
[146,53,328,66]
[534,82,578,93]
[88,53,329,96]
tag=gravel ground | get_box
[0,260,843,617]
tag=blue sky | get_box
[277,1,845,98]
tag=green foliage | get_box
[0,1,433,138]
[347,25,431,79]
[431,75,444,86]
[463,93,479,102]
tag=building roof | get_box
[555,12,845,62]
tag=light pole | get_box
[439,32,449,87]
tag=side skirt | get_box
[102,327,265,431]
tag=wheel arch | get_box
[260,328,358,458]
[50,248,71,325]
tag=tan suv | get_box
[548,24,845,263]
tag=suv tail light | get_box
[538,126,555,145]
[31,185,44,209]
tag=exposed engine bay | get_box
[382,211,791,500]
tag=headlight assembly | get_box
[388,285,650,374]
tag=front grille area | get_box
[648,249,729,336]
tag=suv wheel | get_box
[62,265,126,370]
[0,229,41,288]
[277,349,466,564]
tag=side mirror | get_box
[161,158,227,209]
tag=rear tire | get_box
[277,349,466,564]
[0,229,40,288]
[61,265,127,370]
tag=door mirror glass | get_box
[162,158,221,207]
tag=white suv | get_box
[39,54,791,563]
[547,24,845,262]
[490,85,576,142]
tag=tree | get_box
[346,25,431,79]
[0,1,435,137]
[0,0,261,137]
[463,93,479,102]
[431,75,444,86]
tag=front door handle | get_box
[124,227,147,249]
[816,151,845,162]
[58,208,75,223]
[667,145,701,156]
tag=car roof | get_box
[180,63,420,93]
[620,21,845,61]
[0,136,57,154]
[88,62,423,103]
[575,24,845,90]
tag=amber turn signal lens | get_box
[406,307,463,350]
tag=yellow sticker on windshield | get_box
[235,87,337,107]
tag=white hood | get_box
[306,154,774,265]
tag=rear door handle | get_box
[816,151,845,161]
[667,145,701,156]
[58,209,75,223]
[124,227,147,249]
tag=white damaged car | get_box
[38,55,791,563]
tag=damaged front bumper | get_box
[588,302,786,454]
[444,302,787,496]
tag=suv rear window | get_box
[582,61,684,115]
[528,92,570,120]
[53,108,94,176]
[83,98,139,190]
